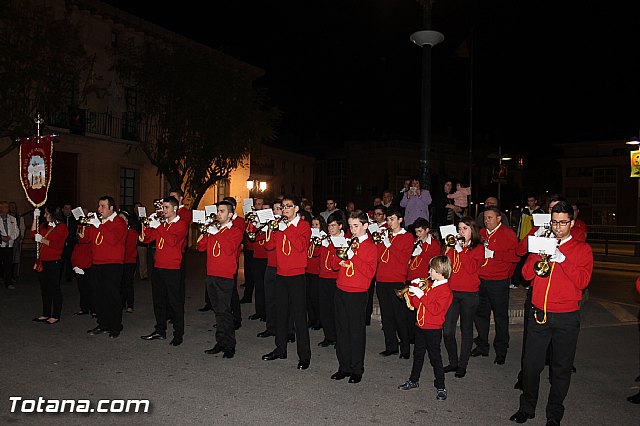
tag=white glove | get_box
[34,234,43,243]
[550,248,566,263]
[278,222,287,232]
[321,238,329,248]
[484,247,494,259]
[207,225,219,235]
[33,208,40,217]
[412,245,423,257]
[534,227,547,237]
[408,286,424,298]
[454,241,463,253]
[148,218,161,229]
[89,217,101,228]
[382,234,391,248]
[346,248,355,260]
[73,267,85,275]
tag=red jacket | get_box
[33,223,68,262]
[409,280,453,329]
[319,243,339,279]
[79,214,127,264]
[253,239,268,259]
[197,223,243,278]
[177,207,192,252]
[264,216,311,277]
[124,227,139,264]
[572,219,587,242]
[71,238,92,269]
[332,235,377,292]
[479,224,519,280]
[445,244,484,292]
[407,237,442,281]
[523,236,593,313]
[376,230,413,283]
[306,242,321,275]
[142,217,188,270]
[256,231,277,268]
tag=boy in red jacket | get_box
[398,255,453,400]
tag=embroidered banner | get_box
[630,150,640,178]
[19,135,54,207]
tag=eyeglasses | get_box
[374,212,384,216]
[551,220,571,227]
[282,204,295,209]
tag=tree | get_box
[0,0,88,156]
[116,38,278,207]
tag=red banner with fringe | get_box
[19,135,53,208]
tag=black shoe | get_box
[399,353,410,360]
[546,419,560,426]
[234,322,242,330]
[87,326,108,335]
[239,298,252,304]
[288,334,295,343]
[494,355,506,365]
[571,365,576,373]
[205,345,224,355]
[348,374,362,383]
[471,347,489,357]
[108,331,120,338]
[168,318,174,324]
[297,360,310,370]
[257,330,275,338]
[379,349,399,357]
[454,367,466,378]
[318,339,336,347]
[248,313,261,320]
[141,332,166,341]
[223,348,235,359]
[627,391,640,404]
[635,375,640,382]
[331,371,350,380]
[509,411,535,423]
[311,324,322,331]
[443,365,458,373]
[262,350,287,361]
[170,338,183,346]
[365,319,371,326]
[198,305,212,312]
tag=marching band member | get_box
[306,215,326,330]
[262,195,312,370]
[71,209,93,316]
[510,201,593,425]
[317,212,345,347]
[248,203,269,322]
[330,211,377,383]
[472,206,520,364]
[407,218,442,283]
[118,210,139,314]
[367,205,387,325]
[198,200,244,358]
[442,216,484,378]
[397,255,453,401]
[82,196,127,338]
[139,197,188,346]
[375,208,414,359]
[30,205,68,324]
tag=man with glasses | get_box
[510,201,593,425]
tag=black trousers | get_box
[76,267,93,313]
[318,277,337,342]
[38,260,63,318]
[61,241,75,281]
[376,281,411,355]
[207,275,236,349]
[232,272,242,325]
[306,273,320,327]
[474,279,510,356]
[264,266,277,334]
[366,277,376,324]
[121,263,136,309]
[519,308,581,422]
[0,247,12,286]
[92,263,124,332]
[517,286,534,383]
[242,249,254,300]
[275,274,310,362]
[253,258,267,318]
[410,327,445,390]
[443,291,479,369]
[335,289,368,375]
[151,268,184,338]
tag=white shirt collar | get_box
[232,213,238,220]
[486,222,502,236]
[391,228,406,236]
[220,220,233,230]
[423,234,432,244]
[167,215,181,224]
[431,279,448,289]
[559,235,572,246]
[288,215,300,227]
[357,233,368,243]
[179,205,184,209]
[105,212,117,222]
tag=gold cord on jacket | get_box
[95,232,103,246]
[307,243,314,258]
[409,256,422,270]
[345,260,355,277]
[281,234,291,256]
[212,240,221,257]
[534,263,556,325]
[157,222,173,250]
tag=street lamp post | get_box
[411,30,444,192]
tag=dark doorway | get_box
[48,151,78,208]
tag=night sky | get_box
[102,0,640,155]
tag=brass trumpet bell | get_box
[445,234,465,248]
[372,228,388,244]
[247,231,257,242]
[533,256,552,277]
[395,279,430,310]
[79,212,98,226]
[336,248,349,261]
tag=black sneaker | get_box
[436,389,447,400]
[397,380,419,390]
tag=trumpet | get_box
[199,213,220,234]
[336,237,359,261]
[371,227,389,244]
[311,234,329,246]
[533,235,560,277]
[444,234,465,248]
[267,216,287,231]
[245,211,258,223]
[140,212,164,227]
[412,238,423,252]
[79,212,99,226]
[394,278,429,310]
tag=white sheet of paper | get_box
[439,224,457,239]
[204,205,217,216]
[311,228,321,238]
[242,204,253,215]
[192,210,206,224]
[256,209,275,223]
[137,206,147,218]
[528,236,558,255]
[243,198,254,207]
[72,207,84,220]
[331,236,348,248]
[368,223,381,234]
[533,213,551,227]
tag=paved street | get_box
[0,251,638,425]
